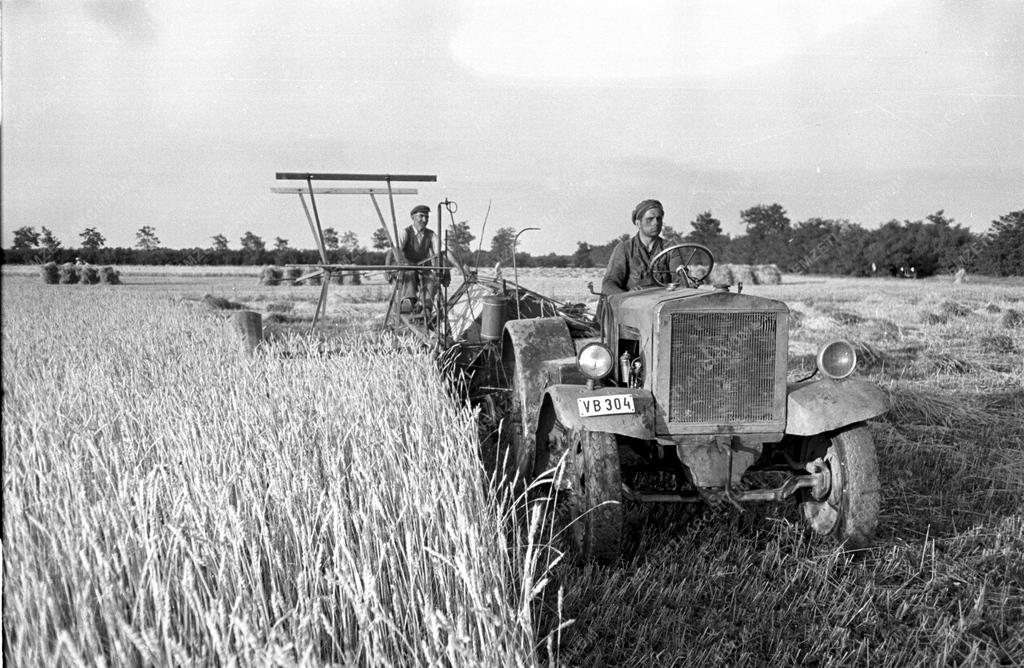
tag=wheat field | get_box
[2,280,553,666]
[3,268,1023,666]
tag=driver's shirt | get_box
[601,234,681,295]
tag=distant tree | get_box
[13,226,40,249]
[573,241,594,268]
[864,213,974,277]
[39,227,62,252]
[740,203,792,265]
[241,231,266,252]
[977,210,1024,276]
[371,227,391,250]
[448,220,475,256]
[742,203,791,236]
[790,218,841,273]
[135,225,161,250]
[210,234,230,251]
[927,210,953,227]
[273,237,290,252]
[337,231,364,262]
[590,234,630,267]
[322,227,340,251]
[686,211,727,252]
[660,224,684,246]
[490,227,517,264]
[338,230,360,251]
[79,227,106,250]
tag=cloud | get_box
[450,0,903,81]
[83,0,158,42]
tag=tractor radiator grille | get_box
[668,312,779,424]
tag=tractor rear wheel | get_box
[800,423,880,548]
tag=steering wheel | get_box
[648,243,715,287]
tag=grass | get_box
[3,269,1023,666]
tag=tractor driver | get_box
[389,204,450,314]
[601,199,682,295]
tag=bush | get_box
[39,262,59,284]
[58,263,79,284]
[99,267,121,285]
[79,265,100,285]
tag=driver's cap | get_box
[632,199,663,222]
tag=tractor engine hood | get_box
[608,286,786,336]
[607,286,790,440]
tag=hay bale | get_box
[259,265,283,286]
[345,271,363,286]
[730,264,755,287]
[331,271,345,285]
[940,300,971,317]
[39,262,59,284]
[202,294,245,310]
[79,265,100,284]
[980,334,1017,354]
[821,307,863,325]
[752,264,782,285]
[263,313,291,324]
[99,266,121,285]
[708,264,734,287]
[1002,309,1024,329]
[284,266,304,285]
[58,263,79,284]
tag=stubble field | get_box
[3,266,1023,666]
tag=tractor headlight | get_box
[816,340,857,379]
[577,343,614,380]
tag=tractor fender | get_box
[502,318,577,479]
[786,377,889,436]
[539,385,657,438]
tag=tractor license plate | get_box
[577,394,636,417]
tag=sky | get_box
[2,0,1022,255]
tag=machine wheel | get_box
[800,423,880,548]
[542,425,624,564]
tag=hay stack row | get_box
[259,265,363,286]
[40,262,120,285]
[707,263,781,287]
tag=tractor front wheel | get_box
[542,426,624,564]
[800,423,880,548]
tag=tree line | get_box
[5,206,1022,277]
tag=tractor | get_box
[471,243,887,563]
